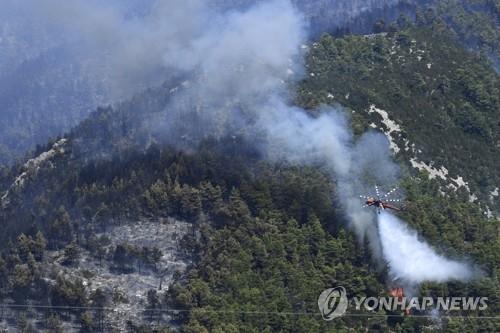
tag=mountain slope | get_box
[0,0,409,165]
[298,23,500,215]
[0,23,498,331]
[0,0,497,166]
[0,2,498,332]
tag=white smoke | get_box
[5,0,302,100]
[378,211,473,283]
[256,100,399,260]
[4,0,476,286]
[147,0,307,145]
[18,0,205,99]
[170,0,477,286]
[134,0,475,285]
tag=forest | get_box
[0,3,498,332]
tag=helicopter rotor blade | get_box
[384,187,398,198]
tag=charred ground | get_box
[0,7,498,333]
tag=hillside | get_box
[0,1,498,332]
[0,20,498,332]
[2,0,498,165]
[0,118,497,332]
[0,0,409,165]
[298,24,500,215]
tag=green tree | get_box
[46,314,63,333]
[62,242,80,266]
[32,231,46,261]
[80,312,94,333]
[16,234,32,262]
[91,288,107,332]
[48,206,73,248]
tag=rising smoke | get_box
[4,0,198,99]
[0,0,402,163]
[148,0,475,285]
[5,0,475,285]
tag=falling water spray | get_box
[377,211,473,284]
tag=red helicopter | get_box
[360,185,402,213]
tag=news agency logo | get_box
[318,286,488,321]
[317,286,348,321]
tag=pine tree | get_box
[62,242,80,266]
[32,231,46,261]
[80,312,94,333]
[46,314,64,333]
[91,288,107,332]
[16,234,32,263]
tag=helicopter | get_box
[360,185,402,213]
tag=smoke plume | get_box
[3,0,475,286]
[147,0,475,286]
[0,0,403,163]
